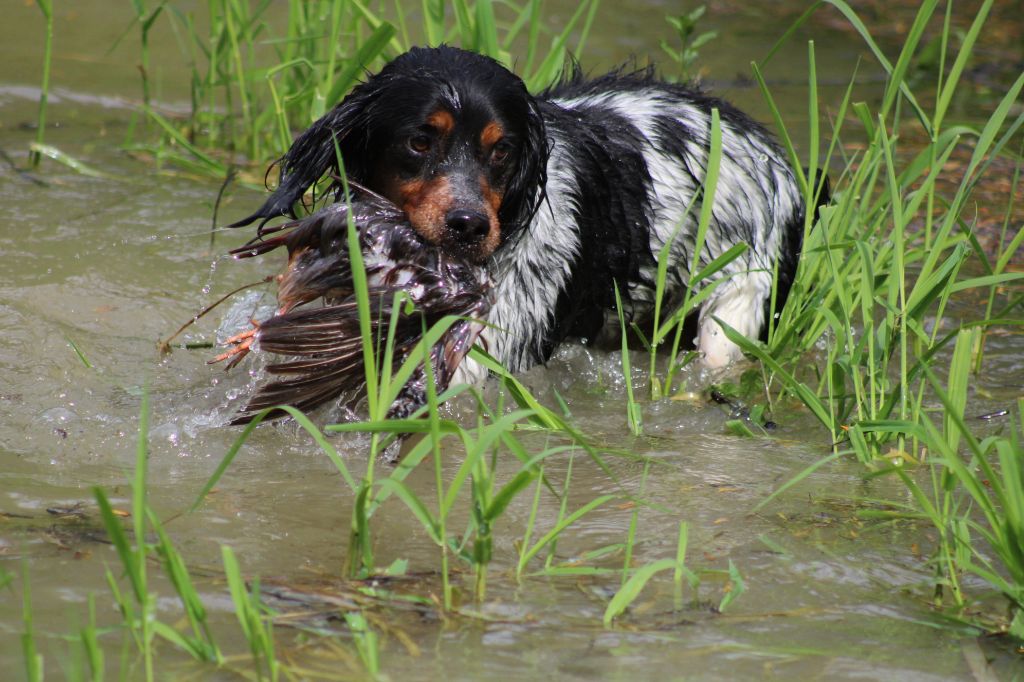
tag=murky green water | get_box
[2,2,1023,680]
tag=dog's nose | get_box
[445,209,490,242]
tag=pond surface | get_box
[1,1,1022,680]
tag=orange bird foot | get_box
[209,321,260,369]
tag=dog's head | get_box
[238,46,548,264]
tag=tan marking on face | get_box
[427,110,455,136]
[392,176,452,245]
[477,176,503,258]
[480,121,504,149]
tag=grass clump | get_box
[126,0,603,177]
[23,390,290,679]
[740,0,1022,456]
[21,562,43,682]
[701,0,1024,631]
[92,391,229,679]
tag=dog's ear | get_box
[229,83,379,230]
[499,96,549,241]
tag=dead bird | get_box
[215,187,492,424]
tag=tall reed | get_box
[29,0,54,169]
[136,0,602,175]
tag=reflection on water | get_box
[1,2,1021,680]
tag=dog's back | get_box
[484,68,806,371]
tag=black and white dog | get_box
[233,45,817,380]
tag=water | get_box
[1,2,1022,679]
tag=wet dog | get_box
[233,45,819,382]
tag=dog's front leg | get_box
[696,272,769,368]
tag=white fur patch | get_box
[485,136,583,371]
[696,273,767,368]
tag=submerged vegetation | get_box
[10,0,1024,678]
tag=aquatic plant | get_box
[223,547,280,681]
[132,0,601,178]
[92,392,225,679]
[745,0,1020,452]
[28,0,53,169]
[20,562,43,682]
[660,5,718,82]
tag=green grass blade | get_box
[190,409,272,511]
[29,0,53,169]
[614,282,642,435]
[933,0,993,131]
[474,0,500,59]
[93,487,145,603]
[753,451,844,512]
[876,0,938,121]
[442,410,535,514]
[717,559,746,612]
[524,0,591,91]
[325,22,396,105]
[64,335,93,368]
[517,494,616,571]
[220,546,253,642]
[714,318,835,433]
[21,561,43,682]
[486,468,538,520]
[603,559,676,624]
[344,612,380,676]
[141,106,226,173]
[822,0,930,130]
[29,144,122,180]
[422,0,445,45]
[375,478,441,543]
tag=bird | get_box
[216,185,492,424]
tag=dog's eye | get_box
[491,140,513,164]
[408,134,432,154]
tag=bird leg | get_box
[209,319,261,369]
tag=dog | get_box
[232,45,817,383]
